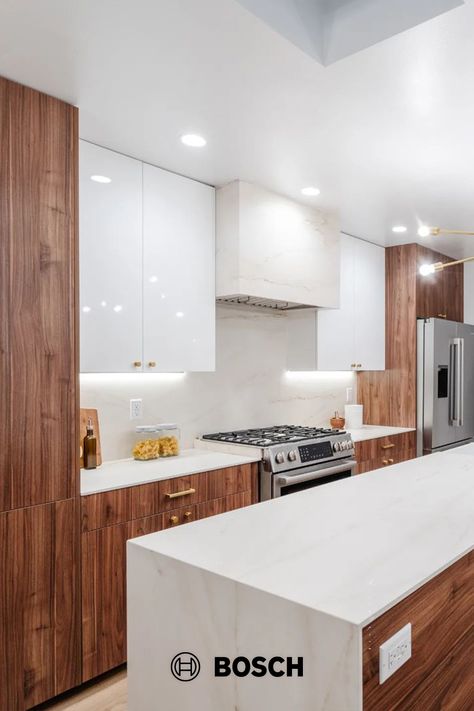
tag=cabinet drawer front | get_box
[197,491,252,519]
[355,432,415,463]
[357,449,416,475]
[82,489,131,532]
[163,505,197,529]
[158,473,207,511]
[130,481,161,520]
[207,465,253,500]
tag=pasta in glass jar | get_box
[133,424,180,460]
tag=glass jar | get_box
[133,424,180,460]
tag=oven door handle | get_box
[277,459,357,487]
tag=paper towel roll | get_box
[344,404,363,429]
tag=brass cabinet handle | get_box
[351,363,357,368]
[388,458,394,464]
[381,443,395,450]
[383,458,395,465]
[148,361,156,368]
[165,488,196,500]
[438,314,447,319]
[133,361,142,368]
[357,364,362,368]
[169,515,179,525]
[183,511,193,520]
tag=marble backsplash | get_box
[80,305,356,461]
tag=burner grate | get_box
[202,425,345,446]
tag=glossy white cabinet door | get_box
[317,234,356,370]
[80,141,143,372]
[143,165,215,372]
[314,234,385,371]
[354,238,385,370]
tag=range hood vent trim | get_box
[216,295,316,311]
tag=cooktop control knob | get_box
[333,442,341,452]
[276,452,285,464]
[288,450,297,461]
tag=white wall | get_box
[81,305,356,461]
[464,262,474,324]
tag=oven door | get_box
[272,458,357,498]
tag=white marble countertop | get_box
[80,449,260,496]
[131,444,474,626]
[346,425,416,442]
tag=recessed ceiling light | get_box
[301,186,320,197]
[181,134,207,148]
[113,305,123,313]
[176,311,184,318]
[418,225,431,238]
[392,225,407,234]
[148,275,158,283]
[90,175,112,183]
[82,306,91,313]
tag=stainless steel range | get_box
[200,425,356,500]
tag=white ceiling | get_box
[1,0,474,258]
[235,0,464,65]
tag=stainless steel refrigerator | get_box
[417,318,474,455]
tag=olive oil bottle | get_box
[83,417,97,470]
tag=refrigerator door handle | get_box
[450,338,464,427]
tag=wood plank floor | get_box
[37,668,127,711]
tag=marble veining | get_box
[130,445,474,626]
[81,305,355,461]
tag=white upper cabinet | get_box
[287,234,385,371]
[352,237,385,371]
[80,141,215,373]
[80,141,143,373]
[143,165,215,372]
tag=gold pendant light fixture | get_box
[417,225,474,276]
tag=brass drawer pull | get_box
[438,314,447,319]
[133,361,142,368]
[166,488,196,500]
[381,443,395,450]
[169,515,179,525]
[183,511,193,520]
[148,361,157,368]
[383,458,395,465]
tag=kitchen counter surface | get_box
[129,444,473,626]
[347,424,416,442]
[80,449,260,496]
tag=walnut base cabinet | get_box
[363,552,473,710]
[81,463,257,681]
[355,432,416,475]
[0,500,81,710]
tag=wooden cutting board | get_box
[80,408,102,468]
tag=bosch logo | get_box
[215,656,304,678]
[170,652,201,682]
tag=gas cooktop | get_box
[202,425,345,447]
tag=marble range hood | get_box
[215,180,340,311]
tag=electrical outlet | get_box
[379,623,412,684]
[130,399,143,420]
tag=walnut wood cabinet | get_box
[0,500,81,710]
[355,432,416,474]
[0,77,79,710]
[81,463,257,681]
[363,551,473,710]
[358,244,464,428]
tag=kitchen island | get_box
[127,445,474,711]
